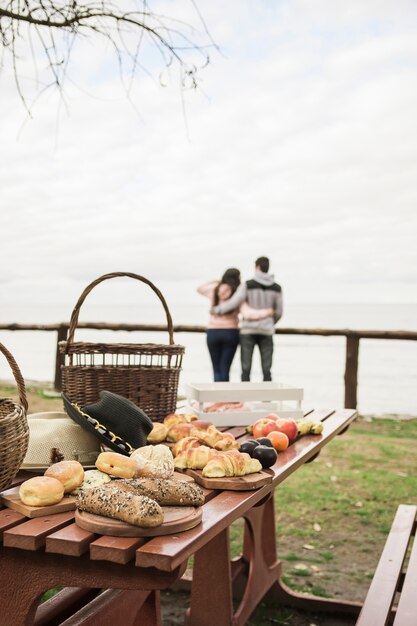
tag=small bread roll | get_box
[45,460,84,493]
[19,476,64,507]
[96,451,137,479]
[147,422,168,444]
[70,469,112,495]
[131,444,174,479]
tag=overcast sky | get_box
[1,0,417,318]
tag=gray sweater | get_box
[212,271,283,335]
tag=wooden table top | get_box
[0,409,357,573]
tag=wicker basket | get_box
[59,272,185,421]
[0,343,29,492]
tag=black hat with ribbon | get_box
[62,391,153,456]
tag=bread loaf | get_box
[114,477,205,507]
[76,485,163,527]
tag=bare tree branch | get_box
[0,0,215,112]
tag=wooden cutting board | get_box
[182,469,273,491]
[75,505,202,537]
[0,487,76,518]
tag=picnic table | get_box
[0,408,359,626]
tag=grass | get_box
[2,383,416,624]
[241,417,417,624]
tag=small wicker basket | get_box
[59,272,185,421]
[0,343,29,492]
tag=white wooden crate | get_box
[184,382,304,426]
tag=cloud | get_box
[1,0,417,313]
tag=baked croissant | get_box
[172,436,202,457]
[214,433,240,451]
[166,422,194,442]
[191,424,225,448]
[147,422,168,444]
[174,445,218,470]
[202,450,262,478]
[164,413,198,428]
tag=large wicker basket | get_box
[59,272,185,421]
[0,343,29,492]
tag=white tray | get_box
[185,382,304,426]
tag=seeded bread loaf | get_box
[76,485,163,527]
[114,477,205,507]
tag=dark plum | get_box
[255,437,274,448]
[239,440,259,456]
[252,445,278,468]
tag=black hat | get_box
[62,391,153,456]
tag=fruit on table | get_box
[252,418,279,438]
[267,431,289,451]
[239,440,260,455]
[297,419,324,436]
[274,418,298,443]
[252,445,278,468]
[255,437,275,448]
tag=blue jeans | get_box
[206,329,240,382]
[240,333,274,381]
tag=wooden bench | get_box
[356,504,417,626]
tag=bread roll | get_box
[147,422,168,444]
[76,485,163,527]
[70,469,112,495]
[19,476,64,507]
[44,460,84,493]
[96,451,137,479]
[114,477,205,507]
[131,445,174,479]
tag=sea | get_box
[1,300,416,417]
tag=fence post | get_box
[344,335,360,409]
[54,324,68,391]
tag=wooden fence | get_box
[1,323,416,410]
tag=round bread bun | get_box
[19,476,64,507]
[96,451,137,479]
[44,460,84,493]
[70,469,112,495]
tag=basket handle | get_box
[0,343,28,412]
[65,272,175,347]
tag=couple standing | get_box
[197,256,283,382]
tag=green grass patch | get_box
[229,418,417,611]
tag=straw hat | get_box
[21,411,101,470]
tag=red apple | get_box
[274,418,298,443]
[252,418,277,439]
[262,420,281,436]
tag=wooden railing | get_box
[1,323,416,410]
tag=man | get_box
[211,256,283,381]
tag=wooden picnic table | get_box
[0,408,359,626]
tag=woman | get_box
[197,268,273,382]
